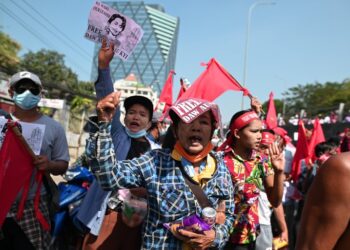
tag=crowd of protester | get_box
[286,111,350,126]
[0,39,349,250]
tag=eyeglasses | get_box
[14,86,41,96]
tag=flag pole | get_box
[227,71,265,115]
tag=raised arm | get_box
[264,142,285,207]
[95,38,115,99]
[95,39,125,140]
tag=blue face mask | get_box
[13,90,41,110]
[125,128,148,139]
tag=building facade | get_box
[91,1,179,93]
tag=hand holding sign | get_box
[98,38,115,69]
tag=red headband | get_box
[261,131,275,146]
[230,111,259,131]
[217,111,259,151]
[272,127,290,144]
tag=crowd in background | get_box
[0,41,349,250]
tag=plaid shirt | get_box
[7,196,51,250]
[86,122,235,249]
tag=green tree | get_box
[69,81,95,134]
[20,49,78,99]
[0,31,21,74]
[69,80,95,97]
[20,49,97,121]
[70,81,95,114]
[282,80,350,119]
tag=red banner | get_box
[0,126,34,226]
[156,70,175,114]
[265,92,278,129]
[178,58,250,102]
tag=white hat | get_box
[9,71,42,88]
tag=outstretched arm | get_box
[94,41,125,139]
[296,153,350,250]
[95,38,115,99]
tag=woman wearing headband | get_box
[86,95,235,250]
[219,107,285,250]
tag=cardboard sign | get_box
[85,1,144,61]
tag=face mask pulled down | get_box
[125,128,147,139]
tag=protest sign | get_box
[85,1,144,61]
[0,118,45,155]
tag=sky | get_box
[1,0,350,123]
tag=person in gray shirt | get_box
[0,71,69,250]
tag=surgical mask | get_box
[125,128,147,139]
[13,90,41,110]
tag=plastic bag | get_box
[118,189,147,228]
[164,214,211,235]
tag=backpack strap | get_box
[175,160,211,208]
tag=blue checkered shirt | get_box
[86,122,235,249]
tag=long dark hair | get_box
[107,13,126,31]
[162,125,176,150]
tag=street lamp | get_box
[241,0,275,109]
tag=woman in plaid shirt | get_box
[86,95,235,249]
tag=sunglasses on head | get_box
[14,86,41,95]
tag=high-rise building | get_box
[91,1,179,92]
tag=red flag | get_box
[178,58,250,102]
[291,120,310,182]
[156,70,175,114]
[308,118,326,162]
[0,125,34,226]
[176,78,188,101]
[265,92,278,129]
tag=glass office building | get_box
[90,1,179,92]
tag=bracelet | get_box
[216,210,225,213]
